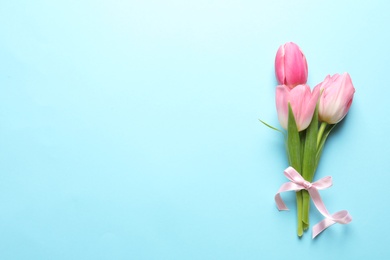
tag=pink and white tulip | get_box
[314,73,355,124]
[275,42,308,88]
[276,84,320,131]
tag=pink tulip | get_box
[276,84,320,131]
[314,73,355,124]
[275,42,308,88]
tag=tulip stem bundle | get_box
[287,103,320,236]
[270,42,355,237]
[287,105,342,236]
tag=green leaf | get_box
[302,104,318,182]
[258,119,285,137]
[300,131,306,167]
[287,104,301,172]
[287,104,303,236]
[301,104,318,229]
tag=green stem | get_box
[317,122,328,148]
[302,190,310,230]
[296,191,304,237]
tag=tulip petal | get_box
[276,85,290,130]
[275,46,286,85]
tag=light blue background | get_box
[0,0,388,259]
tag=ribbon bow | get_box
[275,167,352,238]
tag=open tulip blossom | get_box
[275,84,320,132]
[262,42,354,238]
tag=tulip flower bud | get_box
[314,73,355,124]
[276,84,320,131]
[275,42,308,88]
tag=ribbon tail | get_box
[312,218,336,239]
[308,188,332,217]
[274,182,304,211]
[275,193,288,211]
[308,188,353,239]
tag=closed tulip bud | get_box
[314,73,355,124]
[275,42,308,88]
[276,84,320,131]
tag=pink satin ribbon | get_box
[275,166,352,238]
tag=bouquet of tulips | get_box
[266,42,354,238]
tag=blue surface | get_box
[0,0,389,259]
